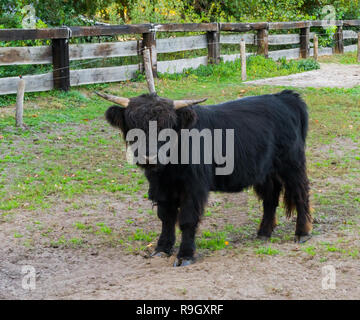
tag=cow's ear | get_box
[105,105,126,133]
[176,108,198,129]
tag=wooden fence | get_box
[0,20,360,95]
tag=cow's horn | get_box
[95,91,129,107]
[173,98,207,109]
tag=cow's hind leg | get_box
[152,201,178,257]
[283,165,312,243]
[255,176,282,239]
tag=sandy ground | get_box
[1,249,359,300]
[246,63,360,88]
[1,232,359,300]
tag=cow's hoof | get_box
[150,250,171,258]
[173,258,195,267]
[294,234,312,243]
[257,235,271,241]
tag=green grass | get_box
[158,55,320,82]
[13,232,23,238]
[96,222,112,235]
[302,246,317,256]
[128,228,158,242]
[196,230,231,250]
[318,52,360,65]
[255,246,280,255]
[50,235,84,247]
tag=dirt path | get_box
[1,241,359,300]
[246,63,360,88]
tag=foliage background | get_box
[0,1,358,80]
[0,0,359,29]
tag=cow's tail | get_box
[276,90,310,219]
[277,90,309,143]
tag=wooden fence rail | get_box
[1,20,360,95]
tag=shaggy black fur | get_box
[105,90,312,264]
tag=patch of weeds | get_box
[270,237,281,243]
[319,256,328,263]
[50,235,84,247]
[68,238,83,245]
[96,222,112,235]
[326,245,344,253]
[255,246,280,256]
[146,209,155,216]
[74,222,86,230]
[158,55,320,83]
[348,249,359,259]
[41,228,53,237]
[128,228,157,242]
[223,202,236,209]
[204,209,213,217]
[14,232,23,238]
[50,236,67,247]
[196,230,231,250]
[302,245,317,256]
[319,52,360,65]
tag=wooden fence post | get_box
[52,38,70,91]
[257,28,269,58]
[207,30,220,64]
[240,40,246,81]
[313,34,318,61]
[15,76,26,129]
[143,48,156,93]
[142,29,157,77]
[358,32,360,62]
[334,24,344,54]
[300,24,310,59]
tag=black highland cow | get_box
[98,90,312,267]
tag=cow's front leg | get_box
[151,201,178,257]
[174,194,206,267]
[174,222,198,266]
